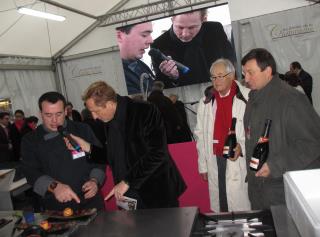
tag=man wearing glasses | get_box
[194,58,251,212]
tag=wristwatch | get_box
[48,181,58,193]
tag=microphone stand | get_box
[184,105,197,115]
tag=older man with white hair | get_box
[194,58,251,212]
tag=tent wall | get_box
[0,57,56,117]
[56,49,127,112]
[232,4,320,115]
[228,0,309,21]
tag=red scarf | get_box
[14,119,24,131]
[213,81,237,156]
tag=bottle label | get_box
[223,146,230,155]
[250,157,259,169]
[258,137,269,143]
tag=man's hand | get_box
[200,172,208,181]
[229,143,242,161]
[255,163,270,177]
[63,134,91,152]
[82,178,99,199]
[53,183,80,203]
[104,181,129,201]
[159,59,179,79]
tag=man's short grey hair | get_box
[152,81,165,91]
[210,58,235,75]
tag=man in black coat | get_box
[151,10,236,88]
[290,61,313,104]
[9,109,25,161]
[0,112,13,165]
[73,81,186,209]
[148,81,192,143]
[21,92,105,211]
[66,102,82,122]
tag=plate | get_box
[43,208,97,220]
[16,221,76,235]
[0,218,12,229]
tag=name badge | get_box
[213,140,219,144]
[72,150,86,160]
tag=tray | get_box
[43,208,97,220]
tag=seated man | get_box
[21,92,105,211]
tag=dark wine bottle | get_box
[250,119,272,171]
[223,117,237,159]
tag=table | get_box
[271,205,301,237]
[71,207,199,237]
[0,169,31,211]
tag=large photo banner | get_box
[115,5,236,140]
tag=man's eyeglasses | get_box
[210,72,231,81]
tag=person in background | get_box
[290,61,313,104]
[81,107,107,165]
[66,102,82,122]
[117,22,155,95]
[71,81,186,209]
[203,85,214,103]
[168,94,192,140]
[194,58,251,212]
[21,92,105,211]
[148,81,192,144]
[151,9,235,88]
[20,116,39,137]
[9,109,25,161]
[284,72,305,94]
[242,48,320,210]
[0,112,13,166]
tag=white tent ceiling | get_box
[0,0,311,59]
[0,0,227,58]
[0,0,126,58]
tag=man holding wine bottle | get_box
[242,48,320,210]
[194,58,251,212]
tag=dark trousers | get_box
[216,156,228,212]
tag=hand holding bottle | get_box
[223,118,237,159]
[255,163,270,177]
[229,143,242,161]
[250,119,272,171]
[199,172,208,181]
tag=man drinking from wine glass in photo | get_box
[242,48,320,210]
[194,58,251,212]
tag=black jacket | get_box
[103,96,186,208]
[148,91,192,143]
[21,121,105,211]
[122,59,154,95]
[151,21,236,88]
[299,69,313,104]
[0,126,13,163]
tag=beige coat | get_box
[194,81,251,212]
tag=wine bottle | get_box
[223,117,237,159]
[250,119,272,171]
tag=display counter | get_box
[0,206,302,237]
[71,206,198,237]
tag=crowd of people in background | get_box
[0,110,38,168]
